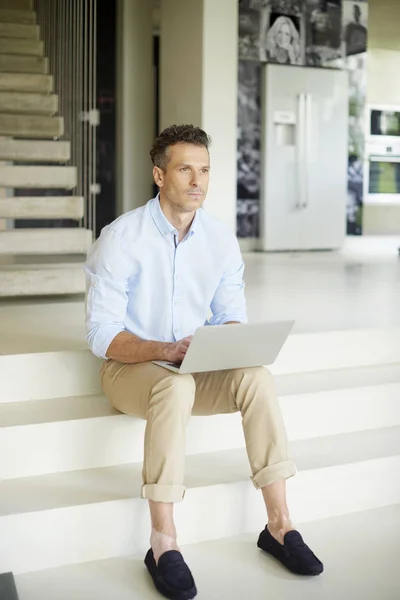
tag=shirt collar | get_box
[149,194,199,240]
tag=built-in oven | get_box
[364,139,400,205]
[367,104,400,143]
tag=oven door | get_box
[364,154,400,205]
[369,105,400,142]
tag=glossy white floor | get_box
[15,506,400,600]
[0,235,399,355]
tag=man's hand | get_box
[164,336,193,363]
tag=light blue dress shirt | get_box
[84,196,247,359]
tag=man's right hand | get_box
[164,336,193,363]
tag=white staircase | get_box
[0,0,90,297]
[0,326,399,586]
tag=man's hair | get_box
[150,124,211,170]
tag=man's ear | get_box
[153,166,164,188]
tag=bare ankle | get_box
[150,528,180,564]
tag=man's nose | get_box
[190,173,200,187]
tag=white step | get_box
[0,139,69,162]
[0,9,36,24]
[1,328,400,403]
[0,262,86,297]
[0,165,75,188]
[0,91,57,114]
[1,372,400,479]
[0,427,399,574]
[13,506,400,600]
[0,36,42,56]
[0,21,38,39]
[0,0,33,9]
[0,113,63,138]
[0,196,83,219]
[0,53,47,73]
[0,73,52,93]
[0,227,92,255]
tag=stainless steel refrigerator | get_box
[259,64,349,251]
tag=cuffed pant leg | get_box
[232,366,297,487]
[101,360,196,503]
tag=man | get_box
[84,125,323,599]
[345,3,367,56]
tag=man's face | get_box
[154,143,210,213]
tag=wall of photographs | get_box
[237,0,369,237]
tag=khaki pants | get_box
[101,361,296,503]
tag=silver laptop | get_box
[153,320,294,374]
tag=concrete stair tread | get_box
[0,113,63,138]
[0,9,36,24]
[13,506,400,600]
[0,36,42,56]
[0,260,85,271]
[0,73,53,93]
[0,53,47,73]
[0,196,84,219]
[0,1,33,9]
[0,22,39,39]
[0,228,91,255]
[1,426,399,517]
[0,90,57,113]
[0,139,70,162]
[0,166,76,189]
[2,363,400,427]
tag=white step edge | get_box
[0,73,53,93]
[0,91,57,114]
[1,327,400,402]
[0,22,39,39]
[0,227,92,255]
[0,196,84,219]
[0,263,86,297]
[0,427,399,574]
[0,114,63,138]
[13,506,400,600]
[0,166,76,188]
[1,381,400,479]
[0,139,70,162]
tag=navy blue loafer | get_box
[257,526,324,576]
[144,548,197,599]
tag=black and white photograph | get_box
[343,0,368,56]
[239,8,261,61]
[346,52,367,234]
[237,199,260,238]
[237,61,262,237]
[260,8,304,64]
[261,0,303,16]
[306,0,343,66]
[239,0,262,9]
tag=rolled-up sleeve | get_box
[209,236,248,326]
[84,227,131,359]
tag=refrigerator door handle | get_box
[302,93,312,209]
[296,93,306,210]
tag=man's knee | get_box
[151,373,196,412]
[233,365,274,388]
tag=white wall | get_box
[364,0,400,233]
[160,0,238,232]
[116,0,155,215]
